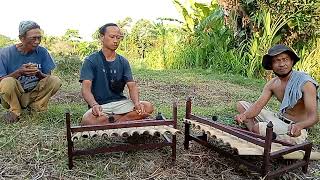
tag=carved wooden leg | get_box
[184,122,190,150]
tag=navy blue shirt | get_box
[0,45,56,91]
[80,51,133,104]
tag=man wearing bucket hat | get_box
[234,44,319,144]
[0,21,62,123]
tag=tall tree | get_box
[130,19,156,59]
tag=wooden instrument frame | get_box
[66,102,177,169]
[184,97,312,179]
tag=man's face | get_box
[100,26,123,51]
[20,28,42,51]
[271,53,294,77]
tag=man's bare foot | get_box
[3,111,20,123]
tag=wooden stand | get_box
[184,97,312,179]
[66,102,178,169]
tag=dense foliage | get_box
[0,0,319,81]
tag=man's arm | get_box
[0,70,21,81]
[291,82,319,136]
[81,80,102,116]
[0,64,39,81]
[127,81,139,104]
[235,80,273,122]
[127,81,144,114]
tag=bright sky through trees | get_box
[0,0,184,40]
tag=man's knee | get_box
[81,110,108,126]
[81,110,94,125]
[0,77,20,93]
[252,123,260,134]
[46,75,62,90]
[142,101,154,114]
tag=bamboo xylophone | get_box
[71,125,180,141]
[185,118,320,160]
[184,97,314,180]
[66,102,179,169]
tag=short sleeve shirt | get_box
[0,45,56,91]
[79,51,133,104]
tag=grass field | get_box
[0,68,319,179]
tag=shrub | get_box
[53,55,82,79]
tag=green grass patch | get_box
[0,68,318,179]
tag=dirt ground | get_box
[48,88,320,180]
[1,70,319,179]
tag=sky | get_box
[0,0,186,40]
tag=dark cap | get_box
[19,20,40,37]
[262,44,300,70]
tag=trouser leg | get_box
[0,77,24,116]
[29,75,61,111]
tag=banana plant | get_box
[173,0,216,32]
[295,39,320,81]
[246,10,290,78]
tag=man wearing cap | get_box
[234,44,319,144]
[0,21,61,123]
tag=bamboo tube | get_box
[88,131,98,138]
[81,131,90,138]
[283,151,320,160]
[71,133,81,141]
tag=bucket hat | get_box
[262,44,300,70]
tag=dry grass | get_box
[0,68,319,179]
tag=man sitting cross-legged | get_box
[80,23,154,126]
[234,44,319,144]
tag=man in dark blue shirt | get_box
[80,23,154,125]
[0,21,61,123]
